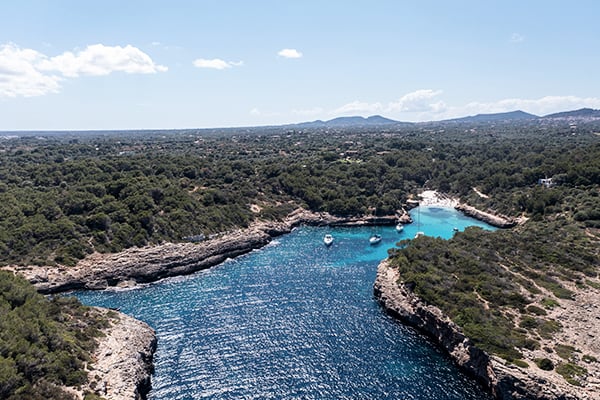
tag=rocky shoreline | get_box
[6,208,401,294]
[2,200,525,399]
[76,309,157,400]
[374,260,591,400]
[454,203,518,228]
[6,198,512,295]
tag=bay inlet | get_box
[76,207,496,399]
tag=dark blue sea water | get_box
[75,207,495,399]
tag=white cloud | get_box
[510,33,525,43]
[387,89,445,113]
[332,100,383,115]
[0,43,62,97]
[278,48,303,59]
[38,44,168,77]
[250,107,261,116]
[0,43,167,97]
[331,90,445,117]
[193,58,243,70]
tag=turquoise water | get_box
[75,207,495,399]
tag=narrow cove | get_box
[75,207,496,399]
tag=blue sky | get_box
[1,0,599,130]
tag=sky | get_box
[1,0,599,130]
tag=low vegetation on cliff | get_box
[388,191,600,387]
[0,271,109,399]
[390,218,597,352]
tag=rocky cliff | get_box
[12,227,274,294]
[78,309,157,400]
[373,259,494,388]
[5,209,402,294]
[454,203,517,228]
[374,260,589,400]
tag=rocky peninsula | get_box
[74,309,157,400]
[454,203,517,228]
[7,191,514,295]
[375,191,600,399]
[374,256,600,400]
[5,208,400,294]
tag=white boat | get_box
[369,234,382,245]
[323,234,334,246]
[396,223,404,232]
[414,231,425,238]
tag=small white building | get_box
[538,177,554,188]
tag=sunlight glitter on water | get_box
[75,207,494,399]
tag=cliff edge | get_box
[5,209,399,294]
[67,309,157,400]
[374,260,593,400]
[454,203,518,228]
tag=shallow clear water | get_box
[75,207,495,399]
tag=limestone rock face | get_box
[454,204,517,228]
[83,309,157,400]
[8,209,403,294]
[374,260,586,400]
[491,361,579,400]
[373,260,493,388]
[16,228,274,294]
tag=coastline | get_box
[3,208,400,294]
[2,192,530,399]
[3,190,513,294]
[74,308,157,400]
[374,260,595,400]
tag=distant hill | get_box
[443,110,539,124]
[294,115,409,128]
[365,115,400,124]
[289,108,600,129]
[543,108,600,119]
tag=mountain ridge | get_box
[442,110,539,123]
[294,114,409,128]
[542,108,600,119]
[290,107,600,128]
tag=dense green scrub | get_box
[389,216,599,362]
[0,120,599,393]
[387,152,600,379]
[0,271,109,399]
[1,121,599,267]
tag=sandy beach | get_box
[417,190,460,208]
